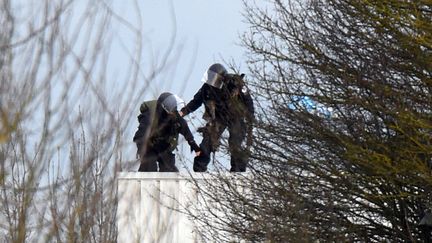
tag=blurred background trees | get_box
[194,0,432,242]
[0,0,161,242]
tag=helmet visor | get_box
[161,94,185,113]
[201,69,224,89]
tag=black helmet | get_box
[201,63,227,89]
[157,92,185,113]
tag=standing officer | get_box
[133,92,201,172]
[180,63,254,172]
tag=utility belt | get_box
[150,134,179,152]
[135,134,178,155]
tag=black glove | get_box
[189,141,201,153]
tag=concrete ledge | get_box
[117,172,250,242]
[117,172,216,243]
[117,171,214,180]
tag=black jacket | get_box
[181,81,254,124]
[133,102,200,153]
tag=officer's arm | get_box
[243,90,255,119]
[180,85,205,116]
[242,91,255,148]
[177,116,200,152]
[132,107,152,142]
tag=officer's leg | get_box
[228,120,248,172]
[138,149,158,172]
[193,132,212,172]
[158,150,178,172]
[194,122,225,172]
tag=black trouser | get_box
[137,143,178,172]
[193,119,249,172]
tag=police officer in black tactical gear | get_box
[179,63,254,172]
[133,92,201,172]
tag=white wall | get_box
[117,172,212,243]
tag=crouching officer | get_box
[179,63,254,172]
[133,92,201,172]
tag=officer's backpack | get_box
[138,100,179,151]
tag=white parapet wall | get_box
[117,172,213,243]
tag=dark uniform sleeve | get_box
[177,116,200,152]
[241,88,255,148]
[180,85,205,116]
[133,106,152,143]
[242,88,255,120]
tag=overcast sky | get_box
[111,0,251,101]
